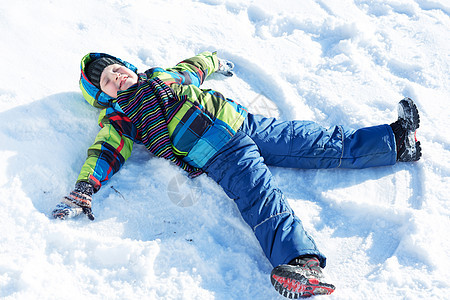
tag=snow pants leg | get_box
[241,114,397,169]
[202,114,397,269]
[203,130,327,268]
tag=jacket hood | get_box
[80,52,138,109]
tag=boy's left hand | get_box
[217,58,234,77]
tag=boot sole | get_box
[398,97,420,131]
[271,265,335,298]
[397,98,422,162]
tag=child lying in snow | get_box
[53,51,421,298]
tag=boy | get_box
[53,51,421,298]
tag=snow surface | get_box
[1,0,449,299]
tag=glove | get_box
[217,57,234,77]
[52,181,95,221]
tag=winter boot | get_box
[271,256,335,298]
[390,97,421,162]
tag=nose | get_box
[113,72,120,83]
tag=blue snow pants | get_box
[202,114,397,268]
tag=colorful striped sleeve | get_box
[162,51,220,87]
[76,112,135,192]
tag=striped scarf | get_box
[116,74,203,177]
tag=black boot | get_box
[390,98,422,162]
[271,256,335,298]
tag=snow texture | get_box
[1,0,449,299]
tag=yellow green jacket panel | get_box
[78,51,247,192]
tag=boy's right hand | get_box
[52,199,95,220]
[52,182,95,221]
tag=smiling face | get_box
[100,64,138,98]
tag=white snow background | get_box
[0,0,449,299]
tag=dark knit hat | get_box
[85,57,124,89]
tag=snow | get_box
[0,0,449,299]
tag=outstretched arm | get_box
[76,115,134,192]
[166,51,220,86]
[153,51,234,88]
[53,110,137,220]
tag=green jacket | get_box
[78,51,247,192]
